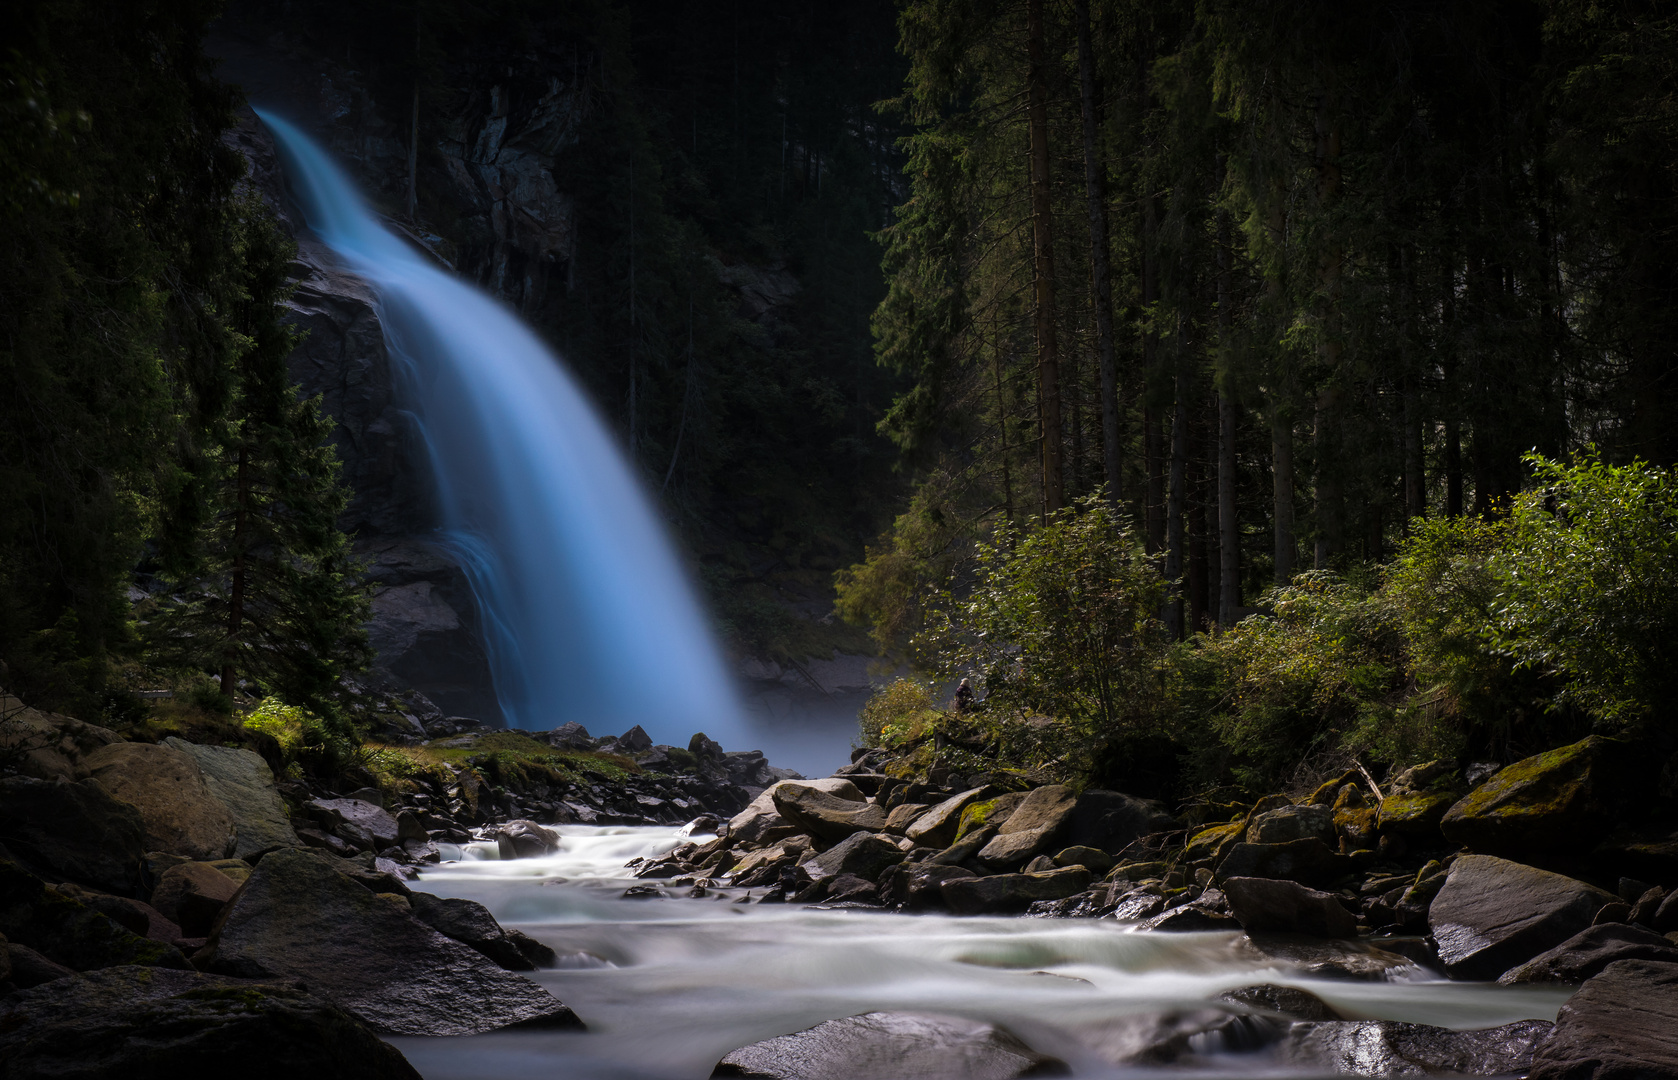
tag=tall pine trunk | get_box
[1075,0,1121,504]
[221,444,250,697]
[1165,354,1187,638]
[1312,88,1344,569]
[1272,411,1294,586]
[1216,203,1240,625]
[1027,0,1063,519]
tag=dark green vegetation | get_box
[0,0,368,725]
[840,0,1678,800]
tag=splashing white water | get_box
[257,110,744,745]
[392,825,1569,1080]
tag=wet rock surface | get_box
[1277,1019,1554,1076]
[1223,876,1358,938]
[162,738,298,860]
[196,847,579,1035]
[1529,959,1678,1080]
[1429,855,1617,979]
[712,1012,1068,1080]
[1500,922,1678,984]
[0,965,421,1079]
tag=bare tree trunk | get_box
[221,446,250,698]
[1272,409,1294,586]
[1027,0,1063,519]
[1165,355,1187,639]
[1075,0,1121,505]
[1216,201,1239,625]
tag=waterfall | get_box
[257,110,743,747]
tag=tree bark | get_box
[1272,409,1294,586]
[221,444,250,698]
[1312,88,1344,569]
[1075,0,1122,505]
[1165,356,1187,639]
[1216,205,1240,626]
[1027,0,1063,519]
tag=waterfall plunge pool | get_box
[388,825,1569,1080]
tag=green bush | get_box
[242,696,357,779]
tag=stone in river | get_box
[712,1011,1067,1080]
[1216,838,1345,887]
[308,798,402,850]
[977,785,1078,870]
[197,847,579,1036]
[83,742,236,861]
[941,865,1092,915]
[1500,922,1678,985]
[0,965,420,1079]
[149,861,242,937]
[1428,854,1616,980]
[1223,876,1358,938]
[772,783,888,841]
[1276,1019,1553,1076]
[730,779,861,845]
[1528,959,1678,1080]
[407,890,555,971]
[801,832,905,884]
[905,787,996,849]
[495,819,559,859]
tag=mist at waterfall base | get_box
[390,827,1568,1080]
[259,110,854,766]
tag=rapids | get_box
[390,825,1570,1080]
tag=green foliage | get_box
[858,677,943,749]
[918,496,1167,740]
[1491,453,1678,730]
[242,697,358,778]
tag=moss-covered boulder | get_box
[1375,760,1463,843]
[955,791,1027,841]
[1441,737,1649,862]
[1184,820,1246,865]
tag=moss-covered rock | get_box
[1441,737,1650,862]
[1183,820,1246,865]
[955,791,1026,840]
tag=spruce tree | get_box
[151,208,370,721]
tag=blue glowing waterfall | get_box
[259,110,743,746]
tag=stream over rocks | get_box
[391,825,1570,1080]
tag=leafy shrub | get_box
[242,696,357,778]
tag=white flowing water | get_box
[256,110,744,747]
[389,826,1570,1080]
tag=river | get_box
[387,825,1570,1080]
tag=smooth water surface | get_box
[391,826,1569,1080]
[257,111,744,746]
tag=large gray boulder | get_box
[1500,923,1678,985]
[495,819,558,859]
[0,697,123,782]
[729,779,861,845]
[713,1012,1066,1080]
[83,742,235,861]
[0,965,419,1079]
[1428,855,1617,980]
[407,890,554,971]
[197,848,579,1035]
[906,787,994,849]
[1246,804,1335,846]
[977,785,1078,869]
[307,797,401,851]
[1216,838,1344,887]
[0,776,147,895]
[1222,876,1357,938]
[1529,959,1678,1080]
[941,865,1092,915]
[772,783,888,841]
[802,833,906,884]
[163,738,298,860]
[1277,1020,1553,1077]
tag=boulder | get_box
[1375,760,1463,842]
[1277,1020,1553,1077]
[618,725,653,753]
[713,1012,1066,1080]
[0,965,420,1079]
[0,857,187,971]
[149,861,242,937]
[772,784,888,841]
[1593,826,1678,885]
[905,787,994,849]
[730,779,861,845]
[197,847,580,1035]
[1052,846,1114,873]
[1428,854,1617,980]
[407,890,552,971]
[495,819,559,859]
[929,825,997,866]
[1223,877,1358,938]
[52,883,179,942]
[1065,790,1177,856]
[802,833,906,884]
[1219,983,1342,1022]
[1183,820,1246,865]
[7,941,74,988]
[162,737,299,859]
[1235,935,1420,980]
[0,776,147,895]
[883,803,929,833]
[0,697,123,782]
[977,786,1078,869]
[957,791,1028,840]
[1216,838,1345,887]
[1529,959,1678,1080]
[942,865,1093,915]
[1246,804,1334,846]
[307,798,401,850]
[1500,922,1678,985]
[1441,736,1649,864]
[83,742,235,861]
[901,865,978,911]
[1139,905,1240,932]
